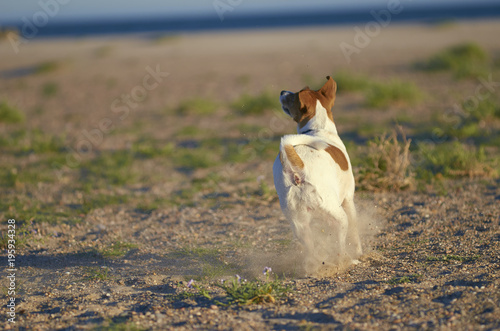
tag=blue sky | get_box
[0,0,494,23]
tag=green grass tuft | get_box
[79,194,130,214]
[177,125,203,136]
[99,241,138,259]
[364,80,423,108]
[426,254,479,263]
[84,266,112,281]
[331,73,424,108]
[79,151,136,187]
[388,274,423,284]
[0,197,79,225]
[0,101,25,124]
[172,147,219,170]
[415,141,497,179]
[176,97,219,115]
[92,321,146,331]
[0,221,39,250]
[35,61,61,74]
[0,129,65,154]
[132,139,174,159]
[415,42,489,78]
[216,273,292,306]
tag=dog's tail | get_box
[279,135,329,186]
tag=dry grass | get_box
[356,126,414,191]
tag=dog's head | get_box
[280,76,337,129]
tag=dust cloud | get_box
[241,198,384,279]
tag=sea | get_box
[3,2,500,39]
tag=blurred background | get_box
[1,0,500,36]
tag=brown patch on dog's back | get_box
[325,144,349,171]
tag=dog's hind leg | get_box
[319,204,350,263]
[289,213,319,273]
[343,197,363,259]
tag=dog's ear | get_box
[320,76,337,100]
[317,76,337,112]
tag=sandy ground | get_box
[0,19,499,330]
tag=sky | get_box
[1,0,495,24]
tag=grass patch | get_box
[1,129,66,155]
[223,138,279,163]
[84,266,112,281]
[27,130,65,154]
[462,98,500,122]
[0,101,24,124]
[177,125,203,136]
[79,151,136,187]
[41,82,58,97]
[0,221,38,250]
[0,197,79,225]
[426,254,479,263]
[79,194,130,214]
[35,61,61,74]
[176,97,219,115]
[415,42,489,78]
[365,80,423,108]
[356,127,414,191]
[330,73,423,108]
[435,98,500,141]
[388,274,423,284]
[0,129,65,155]
[216,271,292,305]
[132,138,174,159]
[172,147,219,170]
[231,91,280,115]
[92,321,145,331]
[0,164,58,188]
[167,173,224,206]
[99,241,138,259]
[415,141,497,179]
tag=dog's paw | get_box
[351,259,361,265]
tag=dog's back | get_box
[273,139,354,215]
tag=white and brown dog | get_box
[273,76,362,271]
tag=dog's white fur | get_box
[273,76,362,271]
